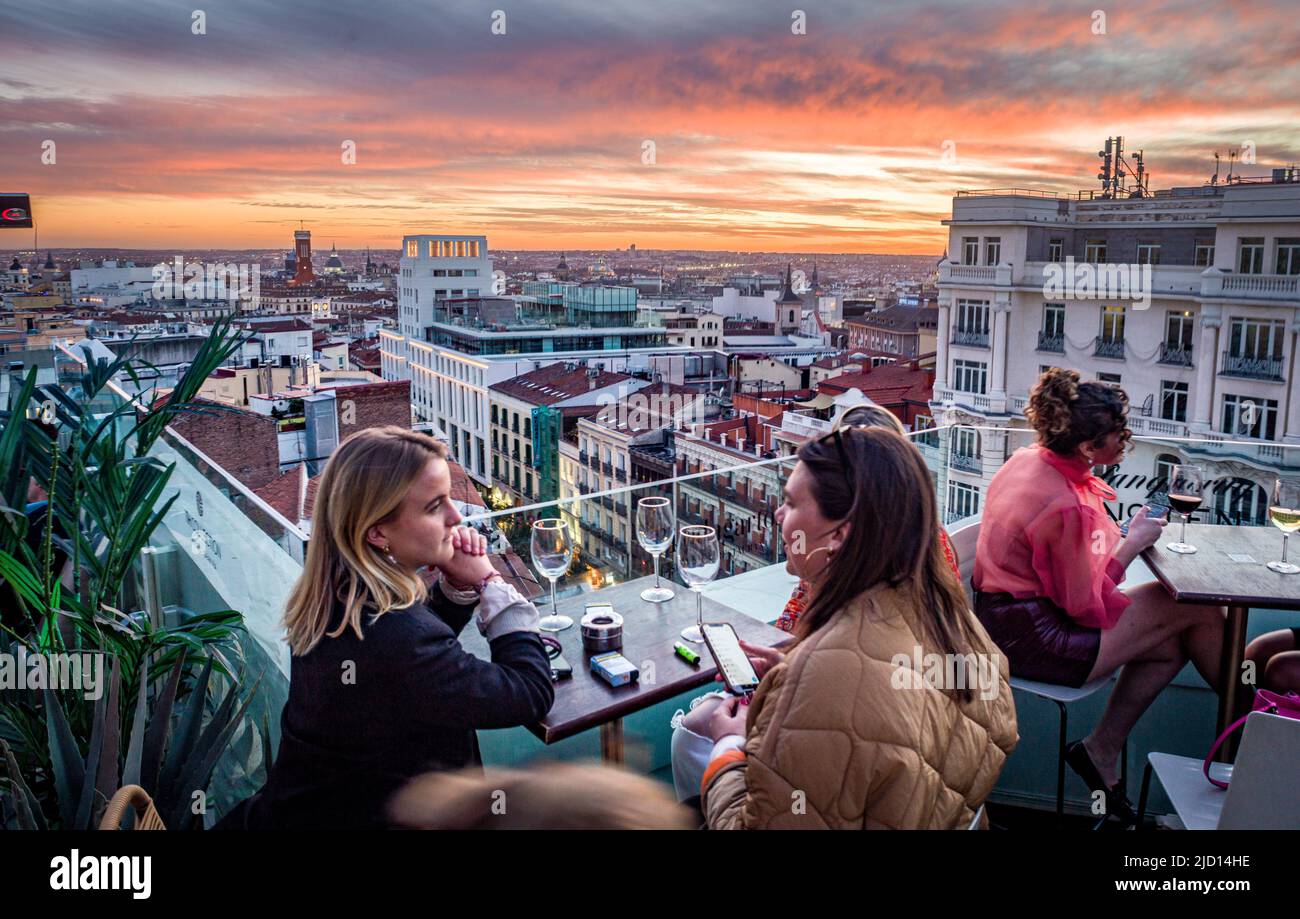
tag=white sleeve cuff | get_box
[475,578,541,640]
[709,734,746,761]
[437,577,481,606]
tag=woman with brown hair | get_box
[973,368,1225,822]
[695,427,1018,828]
[217,426,554,829]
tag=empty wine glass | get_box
[1268,477,1300,574]
[1166,465,1204,555]
[637,496,675,603]
[677,525,719,643]
[531,518,573,631]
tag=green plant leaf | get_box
[140,656,186,793]
[43,688,84,829]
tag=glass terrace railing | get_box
[73,385,1300,814]
[462,423,1300,610]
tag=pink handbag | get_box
[1203,689,1300,788]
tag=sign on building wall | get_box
[0,193,33,229]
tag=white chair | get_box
[1137,711,1300,830]
[948,517,1124,825]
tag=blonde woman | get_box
[217,426,554,829]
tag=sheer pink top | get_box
[973,444,1130,629]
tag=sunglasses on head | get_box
[817,423,876,489]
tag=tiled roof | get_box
[253,463,309,523]
[818,363,934,405]
[489,363,634,405]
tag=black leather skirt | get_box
[974,591,1101,689]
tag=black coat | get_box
[219,583,554,829]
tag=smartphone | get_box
[701,622,761,697]
[550,653,572,681]
[1120,503,1170,536]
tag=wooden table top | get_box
[1141,524,1300,610]
[460,575,794,744]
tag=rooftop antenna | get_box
[1226,149,1237,184]
[1211,151,1221,185]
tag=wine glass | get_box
[637,496,676,603]
[1166,465,1204,555]
[530,518,573,631]
[677,525,719,643]
[1267,477,1300,574]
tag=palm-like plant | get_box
[0,317,263,828]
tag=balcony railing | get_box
[951,328,991,348]
[1158,343,1194,366]
[1221,353,1284,381]
[950,453,983,474]
[1205,271,1300,301]
[1036,331,1064,353]
[1094,336,1125,359]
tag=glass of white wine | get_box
[1267,477,1300,575]
[636,496,675,603]
[677,525,719,643]
[531,518,574,631]
[1166,465,1204,555]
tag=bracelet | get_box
[445,571,503,593]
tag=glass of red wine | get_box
[1166,465,1203,555]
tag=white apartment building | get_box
[381,234,493,480]
[932,173,1300,526]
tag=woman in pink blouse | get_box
[973,368,1225,822]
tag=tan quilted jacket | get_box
[702,583,1019,829]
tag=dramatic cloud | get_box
[2,0,1298,250]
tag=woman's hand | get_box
[1124,505,1167,551]
[707,694,749,741]
[437,526,494,588]
[714,639,783,685]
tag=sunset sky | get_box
[3,0,1299,253]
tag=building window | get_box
[984,237,1001,265]
[1039,302,1065,351]
[1047,238,1064,262]
[1238,237,1265,274]
[913,414,938,447]
[1194,243,1215,267]
[953,427,980,458]
[1085,239,1107,262]
[951,359,987,394]
[1213,477,1268,526]
[1222,393,1278,440]
[406,240,418,257]
[955,299,989,335]
[1166,311,1194,349]
[962,237,979,265]
[1276,238,1300,275]
[1227,317,1285,361]
[1160,381,1188,422]
[1098,372,1121,386]
[1154,453,1179,492]
[947,481,980,523]
[1136,241,1161,265]
[491,404,498,425]
[1099,304,1126,344]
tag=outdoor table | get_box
[1141,524,1300,761]
[460,575,793,763]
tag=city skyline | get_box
[3,0,1300,251]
